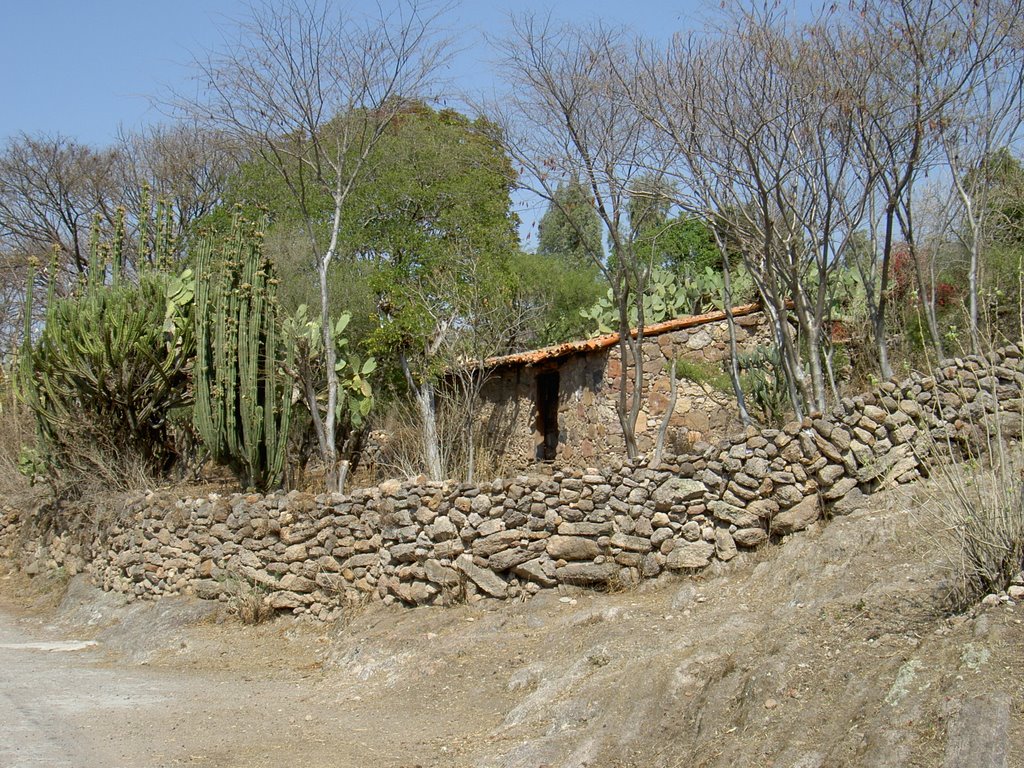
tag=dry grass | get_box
[925,448,1024,612]
[0,372,33,497]
[231,588,274,625]
[917,355,1024,612]
[371,398,518,484]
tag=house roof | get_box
[483,302,764,370]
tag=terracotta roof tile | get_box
[484,302,764,370]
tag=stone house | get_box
[472,303,773,468]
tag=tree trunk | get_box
[968,236,981,353]
[417,379,443,481]
[652,352,678,466]
[721,254,753,427]
[613,281,640,460]
[317,253,340,492]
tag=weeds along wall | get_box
[2,344,1022,619]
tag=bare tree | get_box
[0,133,119,276]
[840,0,1024,373]
[489,15,671,459]
[117,121,242,258]
[933,1,1024,350]
[177,0,450,491]
[637,6,870,417]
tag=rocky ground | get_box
[1,480,1022,768]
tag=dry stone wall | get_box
[2,344,1022,619]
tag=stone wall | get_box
[2,343,1022,619]
[474,311,772,469]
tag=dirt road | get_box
[0,606,348,768]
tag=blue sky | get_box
[0,1,706,242]
[0,1,702,144]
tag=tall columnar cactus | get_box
[193,209,293,490]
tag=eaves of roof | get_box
[483,302,764,371]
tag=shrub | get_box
[21,261,194,492]
[927,450,1024,612]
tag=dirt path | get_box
[0,606,342,768]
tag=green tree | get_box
[519,180,607,345]
[182,0,448,491]
[649,214,721,276]
[350,106,520,480]
[537,179,603,267]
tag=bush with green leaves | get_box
[281,305,375,487]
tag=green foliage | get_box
[737,345,789,426]
[282,305,375,431]
[674,358,732,393]
[638,213,723,275]
[220,104,519,389]
[511,250,606,346]
[537,178,604,268]
[192,210,294,491]
[581,265,754,335]
[20,228,194,484]
[357,106,520,379]
[672,348,788,426]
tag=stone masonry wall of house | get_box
[2,344,1022,620]
[474,312,773,469]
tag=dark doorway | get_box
[536,371,560,461]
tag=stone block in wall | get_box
[473,530,521,558]
[546,535,602,561]
[267,591,306,610]
[708,501,758,528]
[555,560,618,586]
[666,540,715,570]
[733,528,768,548]
[652,478,706,510]
[487,548,533,572]
[770,495,820,536]
[390,580,437,606]
[513,557,557,587]
[424,559,460,587]
[454,554,507,598]
[610,532,652,553]
[715,529,737,561]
